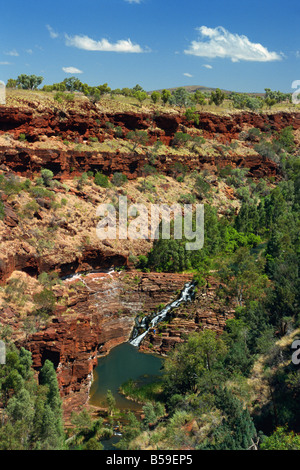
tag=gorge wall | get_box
[1,102,299,417]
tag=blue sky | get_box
[0,0,299,93]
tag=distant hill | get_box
[148,85,264,97]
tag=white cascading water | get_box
[130,281,195,348]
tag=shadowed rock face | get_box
[0,242,129,285]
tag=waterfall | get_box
[130,281,195,348]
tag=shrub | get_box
[53,91,74,102]
[23,201,40,217]
[170,162,188,178]
[30,186,55,200]
[246,128,261,142]
[178,193,196,204]
[76,172,88,190]
[138,255,148,270]
[33,288,56,315]
[185,107,200,125]
[172,132,191,148]
[0,174,30,196]
[137,180,156,193]
[194,175,211,199]
[275,126,295,153]
[41,169,54,187]
[190,135,205,150]
[94,172,109,188]
[111,172,128,187]
[114,126,123,138]
[254,141,278,162]
[225,167,250,188]
[126,130,149,151]
[0,200,5,220]
[105,121,115,130]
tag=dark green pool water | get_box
[89,342,163,411]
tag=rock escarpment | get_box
[0,144,279,181]
[1,106,299,181]
[1,104,299,144]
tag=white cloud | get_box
[46,24,59,39]
[26,49,33,54]
[62,66,83,74]
[4,49,19,57]
[125,0,142,3]
[0,61,11,65]
[65,34,146,53]
[203,64,213,69]
[183,73,193,78]
[184,26,282,62]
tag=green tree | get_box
[126,129,149,151]
[260,427,300,450]
[5,388,35,449]
[106,390,117,417]
[6,79,17,89]
[151,91,161,104]
[161,89,171,105]
[218,247,268,307]
[16,74,44,90]
[116,412,142,450]
[199,387,257,450]
[71,408,93,435]
[172,132,192,148]
[170,87,192,108]
[97,83,111,95]
[134,90,148,105]
[63,77,83,92]
[209,88,226,106]
[38,360,65,449]
[142,402,165,427]
[83,438,104,450]
[33,288,56,316]
[193,90,206,107]
[163,330,227,396]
